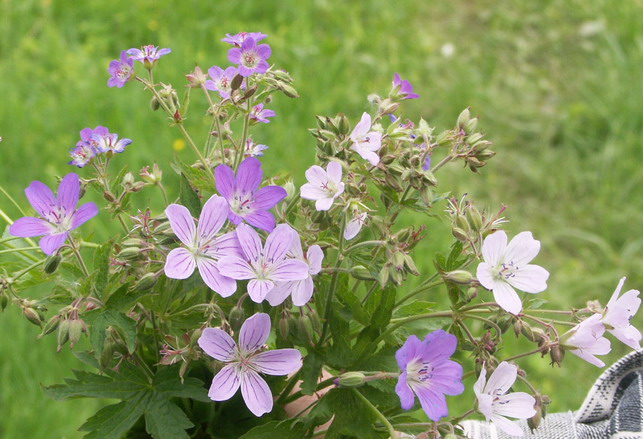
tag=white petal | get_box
[490,415,525,436]
[484,362,517,396]
[482,231,507,267]
[503,231,541,266]
[473,366,487,397]
[476,262,495,290]
[326,161,343,183]
[300,184,327,201]
[493,392,536,419]
[315,197,334,211]
[492,281,523,315]
[508,264,549,293]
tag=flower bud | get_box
[134,273,157,291]
[528,401,543,431]
[68,319,85,348]
[283,180,296,199]
[296,315,314,346]
[149,97,161,111]
[229,306,245,333]
[278,316,290,340]
[549,345,565,367]
[23,307,42,327]
[44,254,62,274]
[337,113,350,135]
[351,265,376,281]
[122,172,135,188]
[451,227,469,241]
[455,213,470,232]
[280,84,299,98]
[464,117,478,134]
[403,255,420,276]
[99,338,117,369]
[186,66,207,88]
[117,247,141,260]
[444,270,473,285]
[0,294,8,311]
[457,108,471,129]
[334,371,366,388]
[190,328,203,346]
[40,315,61,336]
[103,191,117,203]
[131,182,146,192]
[57,319,70,351]
[231,74,243,91]
[465,206,483,232]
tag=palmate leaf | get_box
[80,393,151,439]
[84,308,138,358]
[239,419,307,439]
[311,388,383,439]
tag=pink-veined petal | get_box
[198,195,228,241]
[265,282,292,306]
[244,210,276,232]
[492,281,523,315]
[10,217,54,237]
[503,231,541,266]
[217,256,255,280]
[198,328,237,361]
[484,362,517,395]
[25,180,56,217]
[165,204,196,246]
[493,392,536,418]
[413,384,448,422]
[196,257,237,297]
[71,202,99,229]
[240,370,273,417]
[251,349,302,376]
[57,173,81,213]
[482,231,507,267]
[350,112,371,140]
[508,264,549,293]
[215,164,236,200]
[291,277,314,306]
[306,245,324,275]
[239,313,271,353]
[236,157,263,194]
[300,184,328,201]
[315,197,334,211]
[264,224,294,262]
[247,279,275,303]
[473,366,487,397]
[40,232,68,255]
[236,223,263,261]
[304,165,328,187]
[208,365,241,401]
[206,231,242,259]
[271,259,309,282]
[477,393,494,420]
[164,248,196,279]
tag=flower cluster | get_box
[69,126,132,168]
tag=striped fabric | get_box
[461,350,643,438]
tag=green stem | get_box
[465,313,502,336]
[394,277,442,307]
[345,240,387,253]
[234,94,252,171]
[0,247,40,254]
[9,258,48,283]
[502,344,551,362]
[430,154,454,173]
[68,235,89,277]
[352,389,398,439]
[452,407,477,424]
[157,182,170,205]
[0,185,27,216]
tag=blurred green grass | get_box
[0,0,641,437]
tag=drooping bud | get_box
[280,84,299,98]
[44,254,62,274]
[444,270,473,285]
[40,315,61,337]
[117,247,141,260]
[528,397,543,431]
[334,371,366,388]
[134,273,157,291]
[57,319,70,351]
[229,306,245,333]
[23,307,42,327]
[230,74,243,91]
[68,319,85,348]
[278,316,290,340]
[351,265,376,281]
[549,345,565,367]
[149,97,161,111]
[466,205,483,232]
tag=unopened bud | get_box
[122,172,135,187]
[464,117,478,134]
[466,206,483,232]
[117,247,140,260]
[444,270,473,285]
[455,213,470,232]
[23,307,42,327]
[41,315,61,336]
[230,74,243,91]
[44,254,62,274]
[351,265,375,281]
[134,273,157,291]
[283,180,296,199]
[100,338,117,369]
[337,113,350,135]
[103,191,116,203]
[190,328,203,346]
[131,182,146,192]
[278,317,290,339]
[68,319,85,348]
[403,255,420,276]
[528,403,543,431]
[0,294,8,311]
[150,97,161,111]
[296,315,314,346]
[549,345,565,366]
[334,371,366,388]
[457,108,471,129]
[280,84,299,98]
[57,319,70,351]
[229,306,245,333]
[452,227,469,241]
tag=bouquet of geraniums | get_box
[1,32,640,439]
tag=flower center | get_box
[44,205,73,232]
[230,192,254,216]
[243,51,258,68]
[321,180,339,195]
[493,261,518,281]
[406,359,434,384]
[116,65,131,79]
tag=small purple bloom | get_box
[164,195,241,297]
[126,45,171,69]
[198,313,302,416]
[217,224,309,303]
[228,37,271,77]
[69,143,97,168]
[10,173,98,255]
[222,32,268,46]
[205,66,240,99]
[93,131,133,154]
[244,137,269,158]
[249,104,276,124]
[392,73,420,100]
[107,51,134,88]
[215,157,286,232]
[395,330,464,421]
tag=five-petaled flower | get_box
[601,277,641,350]
[265,225,324,306]
[228,37,271,77]
[221,32,268,46]
[395,330,464,421]
[350,112,383,166]
[249,104,276,124]
[215,157,287,232]
[562,313,612,367]
[218,224,309,303]
[392,73,420,100]
[164,195,241,297]
[69,126,108,168]
[476,231,549,315]
[300,161,345,211]
[198,313,302,417]
[344,211,368,240]
[473,362,536,436]
[10,173,98,255]
[93,131,133,155]
[127,45,171,69]
[244,137,269,158]
[205,66,240,99]
[107,51,135,88]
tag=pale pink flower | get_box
[344,211,368,240]
[562,313,611,367]
[300,162,345,211]
[350,113,382,166]
[602,277,641,350]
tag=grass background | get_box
[0,0,641,437]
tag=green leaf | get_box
[367,287,396,330]
[92,240,113,298]
[239,419,307,439]
[44,369,144,400]
[300,350,324,395]
[145,397,193,439]
[79,393,150,439]
[179,173,201,217]
[104,282,148,312]
[84,308,138,358]
[173,160,213,194]
[153,366,210,402]
[311,388,381,439]
[394,301,436,318]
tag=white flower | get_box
[473,362,536,437]
[601,277,641,350]
[476,231,549,315]
[563,313,611,367]
[350,112,382,166]
[344,211,368,240]
[300,162,345,211]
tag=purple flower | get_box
[350,113,383,166]
[205,66,240,99]
[265,225,324,306]
[198,313,301,417]
[228,37,271,77]
[69,143,97,168]
[10,173,98,255]
[222,32,268,46]
[602,277,641,350]
[93,131,133,154]
[244,137,269,158]
[107,51,135,88]
[126,45,171,69]
[215,157,286,232]
[392,73,420,100]
[164,195,241,297]
[395,330,464,421]
[473,362,536,436]
[562,313,611,367]
[249,104,276,124]
[217,224,309,303]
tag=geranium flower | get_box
[10,173,98,255]
[164,195,241,297]
[221,32,268,46]
[243,137,269,158]
[198,313,302,417]
[350,112,383,166]
[126,45,171,69]
[344,211,368,240]
[476,231,549,315]
[205,66,240,99]
[69,142,97,168]
[217,224,309,303]
[107,51,134,88]
[601,277,641,350]
[228,37,271,77]
[562,313,611,367]
[392,73,420,99]
[265,225,324,306]
[300,162,345,211]
[473,362,536,436]
[249,104,276,124]
[215,157,286,232]
[93,131,133,154]
[395,330,464,421]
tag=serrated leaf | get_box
[44,369,144,400]
[394,301,436,317]
[311,388,381,439]
[153,366,210,402]
[239,419,307,439]
[145,397,193,439]
[79,393,149,439]
[92,240,113,298]
[179,173,201,217]
[104,282,147,312]
[300,350,324,395]
[84,308,138,357]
